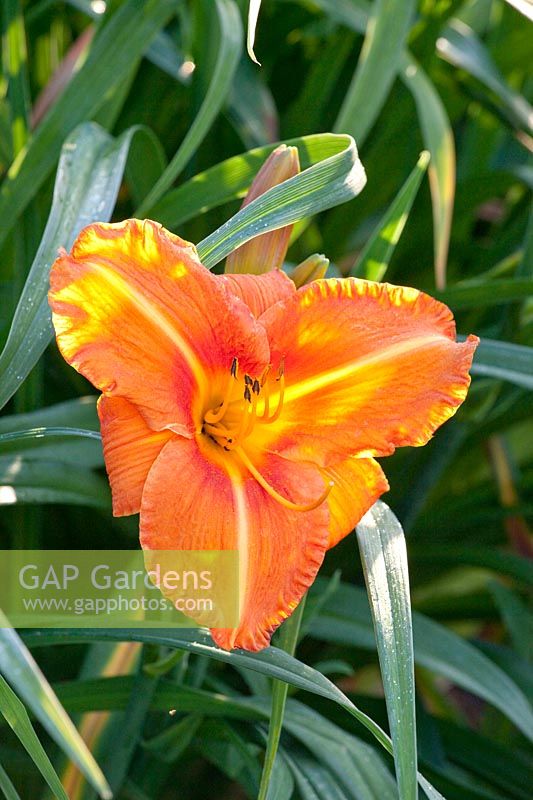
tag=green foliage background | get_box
[0,0,531,798]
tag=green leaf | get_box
[311,580,533,742]
[438,21,533,134]
[0,396,98,434]
[352,151,429,280]
[227,59,278,148]
[195,718,261,794]
[438,718,533,800]
[22,628,445,797]
[259,598,306,800]
[264,754,294,800]
[307,0,369,34]
[0,0,176,248]
[284,744,351,800]
[409,545,533,586]
[143,713,203,762]
[1,0,31,156]
[400,55,455,290]
[0,398,102,466]
[65,0,184,82]
[137,0,243,215]
[125,126,167,210]
[0,763,21,800]
[468,337,533,390]
[488,581,532,662]
[196,133,366,268]
[356,502,417,800]
[0,620,111,797]
[308,0,456,290]
[282,702,397,800]
[436,278,533,309]
[335,0,416,145]
[501,0,533,22]
[0,675,69,800]
[150,133,359,231]
[0,427,100,455]
[103,661,158,795]
[0,122,145,411]
[0,456,110,507]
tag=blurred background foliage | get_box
[0,0,532,798]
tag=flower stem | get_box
[257,595,306,800]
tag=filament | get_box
[235,446,333,512]
[204,359,238,424]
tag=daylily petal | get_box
[221,269,295,317]
[225,145,300,275]
[259,278,479,465]
[139,436,329,651]
[321,456,389,549]
[49,220,270,433]
[97,395,173,516]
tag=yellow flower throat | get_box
[201,358,332,512]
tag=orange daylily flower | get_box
[49,219,478,651]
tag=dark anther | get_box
[244,386,252,402]
[230,357,238,378]
[244,374,253,386]
[252,379,260,395]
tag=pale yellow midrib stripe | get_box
[228,470,249,636]
[91,263,206,391]
[284,334,446,404]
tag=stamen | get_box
[235,447,333,512]
[204,360,238,424]
[242,389,258,440]
[260,364,271,387]
[203,422,232,441]
[261,371,285,423]
[244,385,252,403]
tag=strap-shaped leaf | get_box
[468,337,533,390]
[335,0,416,145]
[151,133,362,230]
[22,628,446,798]
[0,122,150,411]
[0,620,111,798]
[356,501,418,800]
[137,0,243,214]
[437,278,533,309]
[196,133,366,267]
[0,0,176,247]
[311,579,533,742]
[437,21,533,134]
[400,55,455,290]
[0,675,69,800]
[258,599,306,800]
[352,151,429,280]
[310,0,455,289]
[0,762,21,800]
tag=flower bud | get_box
[225,145,300,275]
[290,253,329,287]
